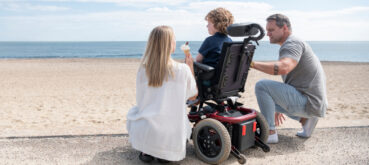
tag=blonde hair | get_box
[205,7,234,34]
[141,25,174,87]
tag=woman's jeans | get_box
[255,79,310,130]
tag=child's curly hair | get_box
[205,7,234,34]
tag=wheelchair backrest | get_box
[211,41,255,99]
[197,23,264,102]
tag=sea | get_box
[0,41,369,62]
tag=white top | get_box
[126,61,197,161]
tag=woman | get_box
[126,25,197,163]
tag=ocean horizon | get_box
[1,41,369,62]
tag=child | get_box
[194,7,234,68]
[126,26,197,163]
[184,8,233,103]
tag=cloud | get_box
[147,7,171,12]
[37,0,185,2]
[281,6,369,40]
[285,6,369,19]
[0,2,69,11]
[0,1,368,41]
[29,0,188,6]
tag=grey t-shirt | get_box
[279,35,328,117]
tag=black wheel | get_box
[193,118,231,164]
[255,111,269,143]
[262,145,270,152]
[238,154,247,164]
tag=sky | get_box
[0,0,369,41]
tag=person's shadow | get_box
[84,129,308,165]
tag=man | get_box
[251,14,328,143]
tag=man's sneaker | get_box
[296,117,319,138]
[267,132,279,144]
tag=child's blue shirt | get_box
[198,32,232,67]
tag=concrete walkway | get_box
[1,126,368,165]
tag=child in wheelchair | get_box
[185,7,234,104]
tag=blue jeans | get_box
[255,79,310,130]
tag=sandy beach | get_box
[1,58,368,137]
[0,58,368,164]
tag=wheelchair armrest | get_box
[194,62,215,81]
[194,62,214,72]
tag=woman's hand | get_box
[185,53,194,76]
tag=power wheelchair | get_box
[188,23,270,164]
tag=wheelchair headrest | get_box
[227,23,265,41]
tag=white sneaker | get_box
[267,132,278,144]
[296,117,319,138]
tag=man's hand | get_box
[275,112,286,126]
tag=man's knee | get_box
[255,79,270,93]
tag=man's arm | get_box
[252,57,298,75]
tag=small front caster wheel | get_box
[238,154,247,164]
